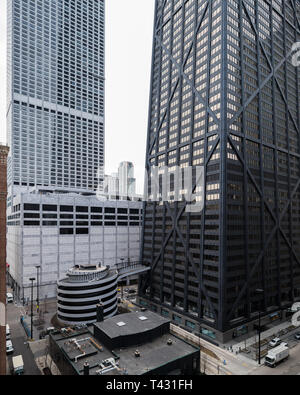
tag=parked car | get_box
[6,340,14,355]
[6,324,11,340]
[295,333,300,340]
[269,338,281,348]
[6,293,13,303]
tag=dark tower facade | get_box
[139,0,300,342]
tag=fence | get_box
[20,315,31,338]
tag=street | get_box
[250,342,300,375]
[6,301,41,375]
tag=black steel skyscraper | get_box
[139,0,300,342]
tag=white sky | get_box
[0,0,155,193]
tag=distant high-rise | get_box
[7,0,105,194]
[118,162,136,197]
[139,0,300,342]
[104,172,119,196]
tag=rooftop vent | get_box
[135,350,140,358]
[138,316,148,321]
[167,339,173,346]
[116,321,126,327]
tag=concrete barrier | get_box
[170,324,232,375]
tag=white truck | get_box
[265,343,289,368]
[12,355,24,375]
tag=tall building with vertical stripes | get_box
[6,0,107,302]
[0,144,9,375]
[139,0,300,342]
[7,0,105,195]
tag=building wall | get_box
[7,193,142,301]
[140,0,300,335]
[0,145,9,375]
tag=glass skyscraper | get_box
[139,0,300,342]
[7,0,105,192]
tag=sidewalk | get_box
[226,320,293,354]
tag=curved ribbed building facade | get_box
[57,264,118,325]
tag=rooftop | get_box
[93,310,169,339]
[50,312,200,375]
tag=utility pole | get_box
[36,265,40,314]
[256,288,264,365]
[0,145,9,375]
[29,278,36,340]
[120,258,125,300]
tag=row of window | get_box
[23,203,141,215]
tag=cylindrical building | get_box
[57,264,118,325]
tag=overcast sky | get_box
[0,0,155,193]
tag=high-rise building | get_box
[104,172,119,196]
[0,144,9,376]
[118,161,136,197]
[6,0,107,302]
[7,0,105,195]
[139,0,300,342]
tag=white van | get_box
[6,293,13,303]
[6,324,10,340]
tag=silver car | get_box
[269,338,281,348]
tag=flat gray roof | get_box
[93,310,170,339]
[116,333,199,375]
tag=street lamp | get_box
[35,265,40,314]
[120,258,125,299]
[256,288,264,365]
[29,278,36,340]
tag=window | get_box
[43,205,57,212]
[173,314,182,323]
[186,320,196,330]
[24,204,39,211]
[76,206,88,213]
[91,207,102,213]
[60,205,73,212]
[105,207,115,214]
